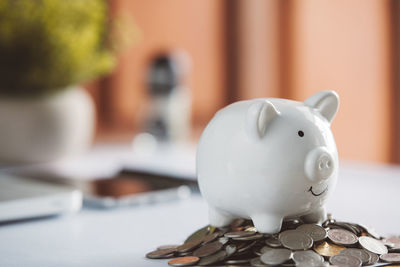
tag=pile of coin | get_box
[146,215,400,266]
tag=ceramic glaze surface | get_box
[196,91,340,233]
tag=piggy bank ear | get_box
[246,100,280,139]
[304,90,339,123]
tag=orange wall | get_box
[289,0,393,162]
[236,0,281,99]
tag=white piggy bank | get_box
[197,91,339,233]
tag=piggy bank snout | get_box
[305,147,335,182]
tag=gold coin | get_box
[244,226,257,232]
[168,256,200,266]
[313,241,345,257]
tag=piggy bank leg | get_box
[301,207,327,224]
[251,214,283,234]
[208,206,234,228]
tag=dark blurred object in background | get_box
[140,52,191,143]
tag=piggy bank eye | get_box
[298,130,304,137]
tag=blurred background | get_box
[1,0,400,166]
[92,0,399,164]
[2,2,400,264]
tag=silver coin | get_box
[225,244,237,257]
[279,230,313,250]
[340,222,362,236]
[357,223,381,239]
[339,248,370,264]
[296,263,329,267]
[260,248,292,265]
[296,224,327,242]
[389,248,400,253]
[197,250,227,266]
[380,253,400,263]
[237,240,258,253]
[382,236,400,249]
[176,251,192,257]
[327,223,359,236]
[329,254,362,267]
[225,231,256,238]
[281,219,302,231]
[225,258,251,264]
[292,250,324,265]
[233,233,264,241]
[281,262,296,267]
[322,215,336,228]
[364,249,379,265]
[260,246,274,254]
[327,229,358,246]
[358,236,388,255]
[265,235,282,247]
[351,223,366,236]
[253,250,263,256]
[250,257,267,266]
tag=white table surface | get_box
[1,160,400,267]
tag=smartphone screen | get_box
[86,170,198,198]
[78,169,199,208]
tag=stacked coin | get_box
[146,216,400,266]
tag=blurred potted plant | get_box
[0,0,116,163]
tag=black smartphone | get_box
[79,169,199,208]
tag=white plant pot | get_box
[0,86,95,163]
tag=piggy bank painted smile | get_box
[197,91,339,233]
